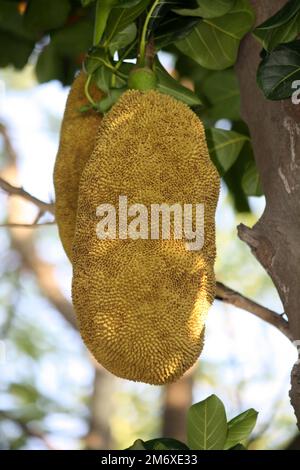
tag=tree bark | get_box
[236,0,300,427]
[85,367,114,449]
[162,369,194,442]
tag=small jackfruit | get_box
[72,90,220,385]
[54,72,103,260]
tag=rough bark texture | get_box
[236,0,300,427]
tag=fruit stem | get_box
[139,0,159,66]
[84,75,97,106]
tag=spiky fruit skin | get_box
[72,90,220,385]
[128,67,157,91]
[53,72,103,261]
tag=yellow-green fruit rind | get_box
[54,72,103,261]
[72,90,220,385]
[128,67,157,91]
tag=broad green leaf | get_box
[187,395,227,450]
[229,444,247,450]
[84,0,142,8]
[23,0,71,33]
[145,1,186,39]
[109,23,137,54]
[50,19,93,56]
[36,46,77,85]
[254,0,300,31]
[223,161,251,213]
[144,438,189,450]
[0,30,34,69]
[154,58,202,106]
[224,409,258,450]
[94,0,146,45]
[206,128,249,174]
[9,383,40,404]
[257,41,300,100]
[253,13,300,51]
[175,0,235,19]
[154,12,200,49]
[176,0,255,70]
[253,0,300,51]
[84,46,111,74]
[96,87,126,113]
[81,0,96,6]
[127,439,147,450]
[0,0,37,40]
[104,0,151,42]
[93,61,133,91]
[118,0,145,6]
[242,157,263,197]
[201,68,240,120]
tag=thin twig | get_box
[216,281,292,341]
[0,410,56,450]
[0,177,55,215]
[0,221,56,229]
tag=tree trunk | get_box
[85,367,114,449]
[162,370,194,442]
[236,0,300,427]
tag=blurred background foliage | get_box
[0,0,299,450]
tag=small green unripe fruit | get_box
[128,67,157,91]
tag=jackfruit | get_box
[54,72,103,260]
[72,90,220,385]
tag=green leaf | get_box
[108,23,137,54]
[0,30,34,69]
[9,383,40,404]
[201,68,240,120]
[50,19,94,55]
[127,439,147,450]
[81,0,96,6]
[154,58,202,106]
[23,0,71,33]
[96,87,126,113]
[253,0,300,51]
[206,128,249,174]
[175,0,235,19]
[229,444,247,450]
[242,156,263,196]
[93,61,132,91]
[104,0,151,42]
[0,0,37,40]
[257,40,300,100]
[253,13,300,51]
[118,0,144,6]
[187,395,227,450]
[176,0,255,70]
[84,46,111,74]
[224,409,258,450]
[145,1,186,39]
[154,12,200,49]
[143,438,189,450]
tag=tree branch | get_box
[216,282,292,341]
[0,177,55,215]
[0,410,56,450]
[0,221,55,228]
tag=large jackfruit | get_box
[54,72,103,260]
[72,90,220,385]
